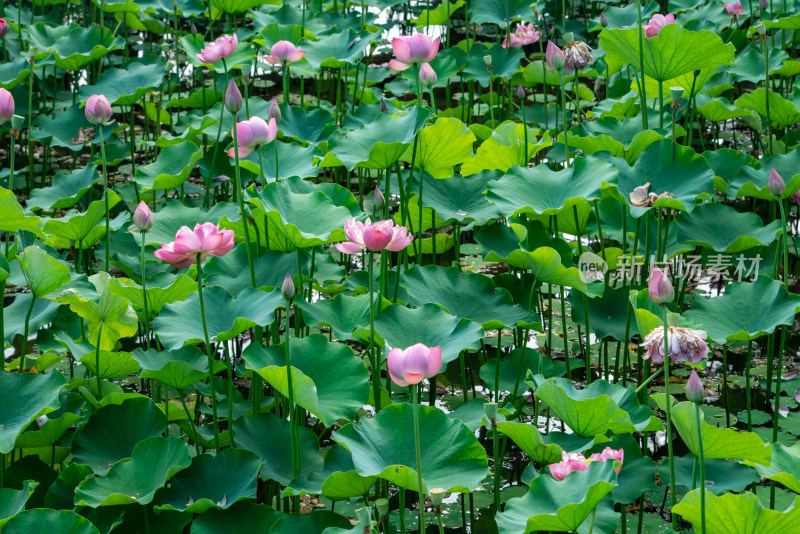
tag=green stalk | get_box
[369,251,381,412]
[284,306,300,478]
[635,0,648,130]
[746,340,753,431]
[411,385,426,534]
[196,255,221,451]
[19,293,35,373]
[140,232,150,350]
[94,327,103,397]
[558,71,569,167]
[99,124,110,272]
[662,308,677,530]
[492,422,501,515]
[695,401,706,534]
[283,62,290,103]
[763,35,773,155]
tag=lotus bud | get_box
[374,187,385,208]
[483,54,492,73]
[268,98,281,123]
[563,32,575,44]
[484,402,498,429]
[0,19,7,39]
[419,62,437,86]
[132,201,154,232]
[375,498,389,518]
[429,488,445,507]
[517,84,525,100]
[648,266,675,305]
[281,272,295,300]
[191,23,197,34]
[769,168,785,196]
[224,79,242,113]
[379,97,388,112]
[600,12,608,27]
[545,41,565,71]
[85,94,113,126]
[759,0,767,8]
[757,23,767,36]
[355,507,371,527]
[0,88,14,124]
[686,369,704,403]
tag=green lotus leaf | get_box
[0,372,67,454]
[42,191,121,249]
[2,509,100,534]
[673,489,800,533]
[270,511,352,534]
[728,147,800,200]
[461,123,551,175]
[694,94,754,123]
[180,33,253,73]
[135,141,203,192]
[28,23,124,71]
[71,397,167,475]
[318,444,378,500]
[534,377,662,436]
[684,276,800,342]
[191,503,283,534]
[497,422,565,465]
[0,187,43,237]
[155,448,262,513]
[75,436,191,506]
[18,246,71,298]
[652,396,771,465]
[303,29,380,70]
[108,272,197,320]
[204,249,312,296]
[600,24,734,82]
[209,0,265,14]
[764,12,800,29]
[735,88,800,128]
[561,124,666,163]
[78,61,165,106]
[32,103,113,151]
[413,0,464,25]
[0,480,37,527]
[145,201,239,245]
[3,295,60,343]
[703,148,757,197]
[277,104,337,146]
[747,442,800,493]
[155,286,283,349]
[374,303,484,365]
[676,203,783,253]
[467,0,532,27]
[418,172,502,225]
[487,156,616,217]
[661,456,759,495]
[27,165,100,212]
[392,192,451,234]
[243,334,370,426]
[400,117,476,179]
[732,47,788,84]
[133,345,225,391]
[462,43,525,87]
[296,293,385,344]
[402,265,537,329]
[332,403,489,492]
[78,350,139,379]
[13,392,83,450]
[239,142,320,181]
[0,57,32,90]
[567,285,631,341]
[496,460,618,533]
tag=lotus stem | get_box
[368,251,381,412]
[695,400,707,534]
[140,232,150,350]
[19,292,35,373]
[558,70,569,168]
[635,0,648,130]
[232,113,257,288]
[99,124,110,272]
[284,306,300,480]
[411,385,426,534]
[196,254,221,452]
[662,307,677,530]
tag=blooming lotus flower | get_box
[545,40,566,71]
[0,88,14,124]
[549,452,590,481]
[790,190,800,205]
[388,34,440,71]
[85,94,113,126]
[265,40,305,64]
[224,79,242,113]
[387,343,442,387]
[132,201,153,232]
[215,34,238,57]
[196,34,237,64]
[589,447,624,474]
[648,266,675,305]
[502,22,540,48]
[334,219,414,254]
[724,1,744,15]
[642,326,710,364]
[228,116,277,158]
[0,19,7,39]
[563,41,594,72]
[154,222,235,268]
[643,14,676,37]
[419,62,437,86]
[769,168,785,197]
[686,369,705,403]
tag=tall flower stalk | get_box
[85,94,114,271]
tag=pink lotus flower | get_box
[648,266,675,305]
[333,219,414,254]
[388,34,440,71]
[154,222,235,268]
[545,40,566,71]
[549,452,590,481]
[265,41,305,64]
[502,22,540,48]
[85,94,113,126]
[224,79,242,113]
[769,168,785,197]
[0,88,14,124]
[644,13,676,37]
[686,369,705,403]
[132,201,153,232]
[228,116,277,158]
[196,34,238,64]
[589,447,624,474]
[215,34,238,57]
[0,19,7,39]
[724,1,744,15]
[419,62,437,86]
[790,190,800,206]
[387,343,442,387]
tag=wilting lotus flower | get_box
[648,266,675,305]
[502,22,540,48]
[769,168,785,197]
[0,19,7,39]
[388,33,439,71]
[334,219,413,254]
[228,116,277,158]
[154,222,235,268]
[387,343,442,387]
[545,40,566,71]
[0,88,14,124]
[724,1,744,15]
[686,369,705,403]
[549,452,590,481]
[132,201,153,232]
[196,34,238,64]
[644,13,676,37]
[419,62,437,86]
[265,40,305,64]
[642,326,710,364]
[563,40,594,72]
[85,94,114,126]
[589,447,624,474]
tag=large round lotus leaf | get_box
[75,436,192,507]
[191,503,284,534]
[497,422,564,465]
[270,511,352,534]
[0,371,67,454]
[400,117,476,179]
[332,403,488,493]
[14,392,85,449]
[673,489,800,534]
[135,141,203,192]
[467,0,532,27]
[27,164,100,212]
[533,377,662,437]
[726,147,800,200]
[695,95,754,122]
[78,350,139,379]
[276,104,336,146]
[155,286,283,350]
[108,272,197,320]
[318,444,378,500]
[402,265,537,329]
[302,29,379,70]
[600,24,734,82]
[18,245,71,298]
[676,203,783,253]
[495,460,618,534]
[567,285,631,341]
[204,249,313,296]
[71,397,167,475]
[297,293,387,344]
[3,294,60,343]
[614,139,715,217]
[0,57,32,90]
[133,346,225,391]
[461,123,551,175]
[233,413,324,488]
[155,448,262,513]
[78,62,165,106]
[0,480,37,527]
[684,276,800,342]
[652,396,771,465]
[145,201,238,246]
[0,187,43,236]
[31,103,113,151]
[238,142,320,181]
[463,44,524,86]
[703,148,758,198]
[764,12,800,29]
[42,191,121,249]
[28,23,124,71]
[661,456,759,495]
[748,442,800,493]
[735,88,800,128]
[374,303,484,365]
[326,107,429,171]
[420,172,502,225]
[2,509,100,534]
[242,335,370,426]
